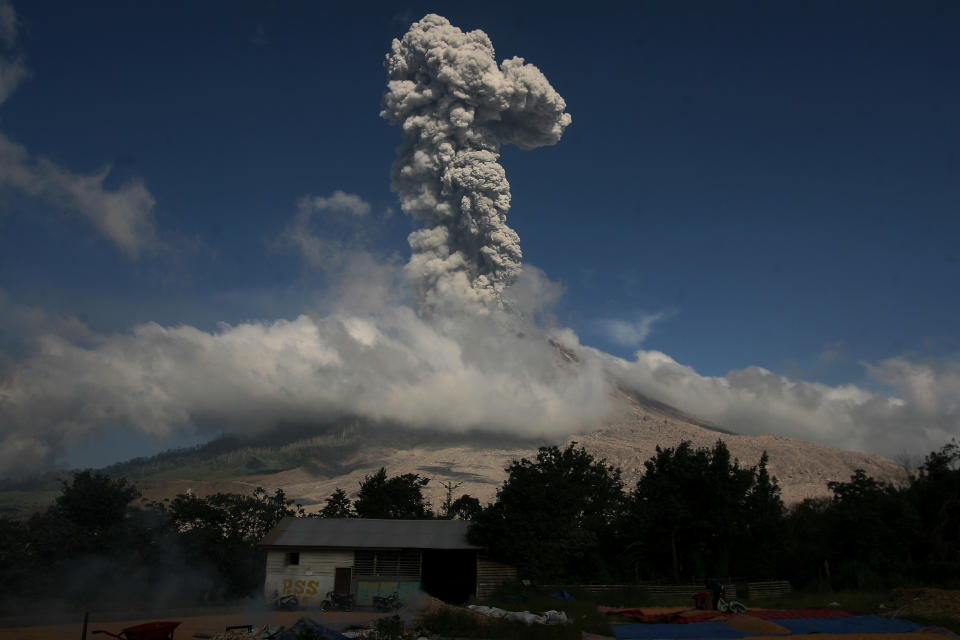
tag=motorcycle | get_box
[272,591,300,611]
[320,590,355,612]
[717,597,748,614]
[372,591,402,612]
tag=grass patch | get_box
[0,489,59,519]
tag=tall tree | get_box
[740,452,786,578]
[823,468,917,587]
[624,440,763,581]
[469,443,624,581]
[448,494,482,520]
[55,470,141,540]
[320,488,354,518]
[908,440,960,581]
[353,468,433,519]
[160,486,299,597]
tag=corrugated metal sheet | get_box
[260,517,482,550]
[476,556,518,599]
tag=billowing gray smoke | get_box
[381,14,571,311]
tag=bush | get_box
[374,615,404,640]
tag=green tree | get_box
[624,440,763,581]
[22,471,144,568]
[320,488,354,518]
[448,494,482,520]
[469,443,624,581]
[784,496,833,588]
[908,440,960,581]
[740,452,786,577]
[55,470,141,540]
[0,517,29,595]
[824,469,917,588]
[437,481,482,520]
[8,471,170,605]
[160,486,299,596]
[353,468,433,519]
[782,441,958,590]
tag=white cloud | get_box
[598,312,666,347]
[0,1,160,258]
[0,54,26,105]
[0,272,612,476]
[0,133,159,257]
[0,289,99,351]
[0,1,16,47]
[276,191,373,270]
[312,190,371,217]
[2,268,958,476]
[0,0,26,106]
[597,347,959,458]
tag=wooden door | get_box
[334,567,352,594]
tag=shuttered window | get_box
[354,550,420,579]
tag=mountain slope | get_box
[124,388,907,511]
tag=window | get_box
[284,551,300,566]
[354,550,420,578]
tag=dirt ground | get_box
[0,609,387,640]
[884,589,960,622]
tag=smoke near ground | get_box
[382,14,571,312]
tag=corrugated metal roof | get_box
[259,517,482,550]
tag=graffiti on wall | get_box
[280,578,323,595]
[267,575,334,608]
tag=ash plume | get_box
[381,14,571,312]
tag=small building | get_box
[259,517,517,607]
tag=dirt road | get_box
[0,609,387,640]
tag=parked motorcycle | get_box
[373,592,402,612]
[320,590,355,612]
[272,591,299,611]
[716,597,747,614]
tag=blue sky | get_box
[0,1,958,471]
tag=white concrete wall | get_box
[264,549,354,608]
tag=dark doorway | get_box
[334,567,352,594]
[421,550,476,603]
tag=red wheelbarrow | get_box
[92,621,181,640]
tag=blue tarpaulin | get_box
[277,617,349,640]
[613,615,921,640]
[613,621,747,639]
[777,615,920,635]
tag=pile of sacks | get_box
[466,605,569,625]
